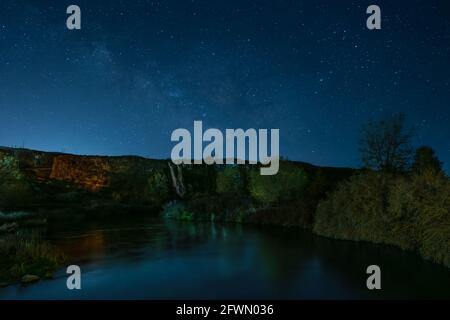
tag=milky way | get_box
[0,0,449,171]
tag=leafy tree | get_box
[412,146,443,174]
[0,153,21,183]
[183,164,217,197]
[249,163,308,206]
[216,166,243,195]
[0,152,32,209]
[359,114,414,172]
[145,170,170,205]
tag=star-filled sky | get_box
[0,0,449,170]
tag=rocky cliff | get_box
[0,147,167,193]
[49,155,111,191]
[0,147,174,213]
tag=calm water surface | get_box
[1,215,449,299]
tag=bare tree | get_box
[359,114,414,172]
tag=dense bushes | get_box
[145,170,170,206]
[0,154,33,210]
[162,193,252,223]
[216,166,245,196]
[249,162,308,206]
[389,170,450,267]
[314,172,392,242]
[109,166,171,206]
[166,162,354,228]
[314,170,450,267]
[183,164,217,197]
[0,230,66,283]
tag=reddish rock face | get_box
[50,155,111,191]
[1,147,167,195]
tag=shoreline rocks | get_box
[21,274,40,285]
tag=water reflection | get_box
[0,215,449,299]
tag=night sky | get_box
[0,0,449,171]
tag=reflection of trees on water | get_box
[44,215,450,299]
[310,236,450,299]
[48,216,247,265]
[163,219,245,245]
[55,231,106,263]
[238,227,450,299]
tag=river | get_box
[1,215,449,299]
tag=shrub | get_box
[0,231,66,283]
[0,154,33,210]
[183,164,217,197]
[314,170,450,267]
[109,165,170,206]
[412,146,443,174]
[249,162,308,207]
[162,201,194,221]
[388,170,450,266]
[145,170,170,205]
[216,166,244,195]
[314,171,394,242]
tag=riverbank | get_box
[1,216,449,299]
[162,169,450,268]
[0,146,449,287]
[0,224,66,286]
[0,205,159,286]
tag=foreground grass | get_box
[0,231,66,284]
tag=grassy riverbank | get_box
[0,229,66,286]
[314,170,450,267]
[163,163,450,268]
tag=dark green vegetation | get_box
[0,114,449,287]
[314,115,449,267]
[163,161,353,228]
[0,148,355,284]
[0,152,34,211]
[314,169,450,267]
[163,114,449,268]
[0,229,66,285]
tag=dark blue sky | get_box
[0,0,449,170]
